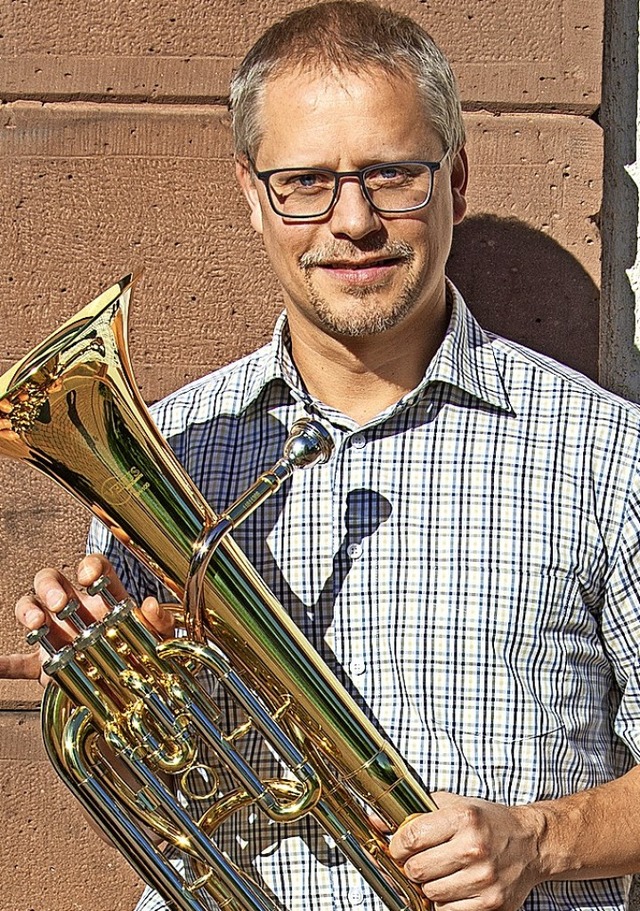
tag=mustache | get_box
[299,240,415,269]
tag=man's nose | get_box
[328,176,382,239]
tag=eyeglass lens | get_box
[267,163,435,217]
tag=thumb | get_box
[138,597,175,639]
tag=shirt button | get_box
[350,659,366,676]
[347,542,362,559]
[351,433,366,449]
[349,889,364,905]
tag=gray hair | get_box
[230,1,465,161]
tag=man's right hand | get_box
[5,552,174,684]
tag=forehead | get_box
[254,66,441,165]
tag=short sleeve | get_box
[603,465,640,760]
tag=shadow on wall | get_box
[447,214,600,382]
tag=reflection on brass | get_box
[180,764,220,802]
[4,379,53,433]
[0,275,437,911]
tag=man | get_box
[10,2,640,910]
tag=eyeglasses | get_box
[248,158,444,219]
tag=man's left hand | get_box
[388,792,545,911]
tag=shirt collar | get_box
[239,282,512,416]
[239,312,306,414]
[411,280,512,412]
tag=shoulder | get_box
[484,334,640,535]
[147,342,274,441]
[490,331,640,434]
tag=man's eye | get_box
[272,171,329,195]
[296,173,321,187]
[287,172,328,191]
[371,166,412,183]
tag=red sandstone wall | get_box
[0,2,603,909]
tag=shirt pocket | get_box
[428,719,572,804]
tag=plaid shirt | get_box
[89,283,640,911]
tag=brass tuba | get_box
[0,275,436,911]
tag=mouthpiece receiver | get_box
[185,418,334,641]
[282,419,334,471]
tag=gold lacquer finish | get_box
[0,276,437,911]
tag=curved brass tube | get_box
[1,276,437,911]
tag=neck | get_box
[287,290,450,425]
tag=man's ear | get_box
[450,147,469,225]
[235,157,264,235]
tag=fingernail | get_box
[45,589,64,611]
[77,564,96,585]
[25,609,43,628]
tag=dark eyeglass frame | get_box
[247,157,444,219]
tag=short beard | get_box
[299,240,418,337]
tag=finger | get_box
[29,564,114,648]
[402,838,466,885]
[15,593,48,630]
[15,590,76,656]
[30,567,102,640]
[75,553,142,625]
[419,866,489,908]
[139,597,175,639]
[33,567,80,616]
[0,651,41,679]
[77,553,131,603]
[390,810,456,864]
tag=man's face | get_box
[237,66,467,343]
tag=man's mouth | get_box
[299,243,414,287]
[322,256,401,270]
[312,255,407,285]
